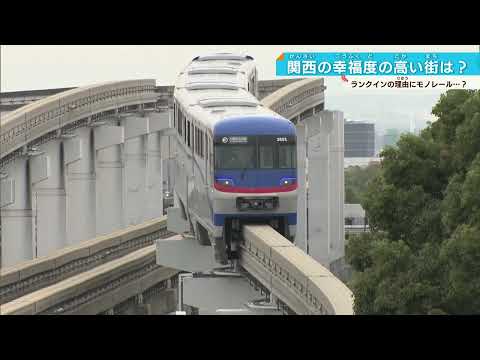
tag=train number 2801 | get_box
[276,137,288,142]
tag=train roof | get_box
[174,53,291,135]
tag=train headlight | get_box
[280,177,296,186]
[215,178,235,187]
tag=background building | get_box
[344,120,375,157]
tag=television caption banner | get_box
[276,52,480,77]
[276,52,480,90]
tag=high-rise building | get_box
[344,120,375,157]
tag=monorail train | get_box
[171,53,297,264]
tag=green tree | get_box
[381,134,448,197]
[440,225,480,314]
[344,164,380,204]
[346,89,480,314]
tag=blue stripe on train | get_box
[213,213,297,226]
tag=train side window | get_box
[181,113,184,136]
[199,130,202,158]
[184,117,187,143]
[178,105,182,134]
[196,127,199,155]
[178,111,183,136]
[173,103,176,129]
[205,133,208,161]
[210,136,214,168]
[198,128,201,155]
[187,121,191,149]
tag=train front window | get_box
[215,144,256,169]
[279,143,296,169]
[214,135,296,170]
[259,144,274,169]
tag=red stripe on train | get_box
[214,183,298,193]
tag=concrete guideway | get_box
[0,80,157,162]
[0,216,172,305]
[1,244,178,315]
[1,216,354,315]
[239,225,354,315]
[261,78,325,122]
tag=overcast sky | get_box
[1,45,478,132]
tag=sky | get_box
[1,45,479,133]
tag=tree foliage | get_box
[346,90,480,314]
[344,164,380,204]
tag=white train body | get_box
[171,53,298,263]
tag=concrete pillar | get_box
[327,111,345,262]
[64,128,96,246]
[295,122,307,252]
[123,116,149,226]
[162,135,173,194]
[1,158,34,267]
[145,111,170,220]
[94,125,125,236]
[302,111,344,268]
[146,131,163,220]
[306,114,332,267]
[30,140,67,258]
